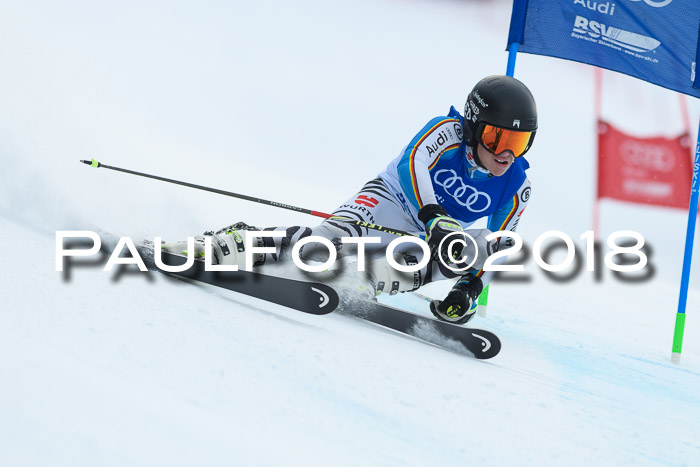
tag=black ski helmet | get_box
[463,75,538,160]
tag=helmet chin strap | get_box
[472,143,486,169]
[463,117,490,174]
[465,143,489,176]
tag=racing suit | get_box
[306,105,532,289]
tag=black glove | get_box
[429,274,484,325]
[418,204,465,263]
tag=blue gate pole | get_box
[506,42,519,77]
[672,117,700,364]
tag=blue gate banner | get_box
[508,0,700,98]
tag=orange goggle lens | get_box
[480,124,534,158]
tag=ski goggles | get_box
[479,123,536,158]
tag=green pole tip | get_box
[672,312,686,355]
[79,159,100,167]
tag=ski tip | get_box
[469,330,501,359]
[80,158,100,168]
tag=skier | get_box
[163,75,537,325]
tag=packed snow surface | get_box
[1,0,700,465]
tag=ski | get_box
[155,250,340,315]
[145,247,500,358]
[338,300,501,359]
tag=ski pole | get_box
[80,158,418,238]
[414,292,434,303]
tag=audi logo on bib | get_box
[433,169,491,212]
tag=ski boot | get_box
[362,253,423,296]
[160,222,267,269]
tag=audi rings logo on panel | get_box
[619,140,675,172]
[433,169,491,212]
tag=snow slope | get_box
[1,0,700,465]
